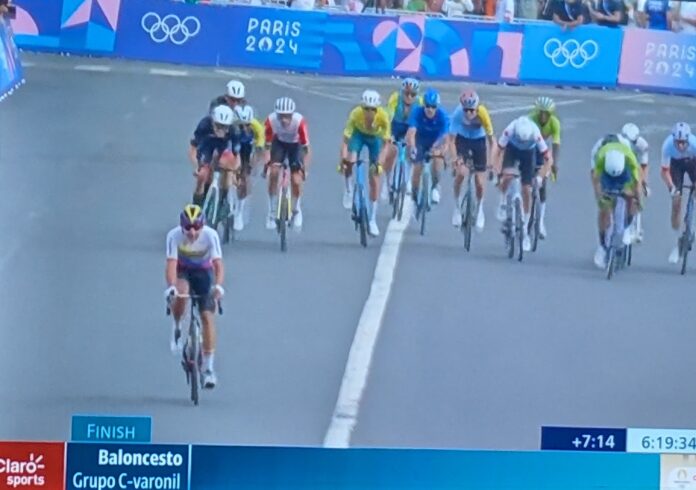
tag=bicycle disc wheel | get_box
[515,198,524,262]
[359,201,368,248]
[463,191,473,252]
[279,195,288,253]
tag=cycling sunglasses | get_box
[213,123,230,132]
[363,107,377,112]
[403,91,417,98]
[183,223,203,231]
[464,108,476,114]
[425,104,438,109]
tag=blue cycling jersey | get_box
[661,134,696,166]
[192,116,231,161]
[408,106,450,148]
[644,0,669,29]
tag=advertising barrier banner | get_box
[0,441,65,490]
[519,23,622,87]
[0,18,24,102]
[618,28,696,94]
[65,443,188,490]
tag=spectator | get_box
[407,0,428,11]
[552,0,585,27]
[345,0,365,9]
[290,0,315,9]
[636,0,674,29]
[517,0,539,18]
[539,0,558,20]
[496,0,515,20]
[586,0,625,26]
[674,1,696,32]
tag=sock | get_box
[202,352,215,372]
[540,202,547,222]
[294,196,302,213]
[370,200,378,221]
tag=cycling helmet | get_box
[459,88,479,110]
[361,89,381,108]
[621,123,640,143]
[534,96,555,113]
[401,77,421,93]
[275,97,296,115]
[212,105,234,126]
[604,150,626,177]
[180,204,205,228]
[514,116,536,142]
[226,80,245,99]
[423,88,441,107]
[673,122,691,141]
[234,104,254,124]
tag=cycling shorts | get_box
[176,267,216,313]
[502,146,535,185]
[670,158,696,192]
[238,142,253,175]
[391,121,409,142]
[455,135,487,172]
[348,131,383,164]
[270,139,304,172]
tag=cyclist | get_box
[449,88,495,231]
[209,79,247,113]
[620,122,650,242]
[165,204,225,389]
[264,96,311,231]
[230,104,265,232]
[494,116,553,252]
[384,78,422,200]
[529,96,561,239]
[188,105,237,210]
[660,122,696,263]
[340,89,391,237]
[590,139,641,268]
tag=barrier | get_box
[9,0,696,95]
[0,17,24,101]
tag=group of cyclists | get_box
[163,76,696,390]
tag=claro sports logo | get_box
[0,453,46,488]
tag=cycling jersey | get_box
[592,142,640,188]
[498,120,548,152]
[233,118,265,147]
[265,112,309,146]
[641,0,670,29]
[191,116,232,164]
[408,106,450,148]
[629,137,649,165]
[166,226,222,270]
[386,91,422,123]
[529,111,561,145]
[661,134,696,167]
[449,104,494,140]
[344,106,392,140]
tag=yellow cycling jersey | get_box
[343,106,392,140]
[386,91,423,123]
[248,118,265,147]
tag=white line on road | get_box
[323,102,560,449]
[149,68,189,77]
[272,79,353,102]
[74,64,112,72]
[214,69,253,80]
[21,61,36,67]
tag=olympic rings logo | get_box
[543,38,599,69]
[141,12,201,45]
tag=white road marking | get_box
[74,64,112,72]
[21,61,36,67]
[324,104,534,449]
[272,79,353,102]
[214,69,253,80]
[149,68,189,77]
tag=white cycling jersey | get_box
[166,226,222,270]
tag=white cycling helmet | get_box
[234,104,254,124]
[514,116,536,142]
[605,150,625,177]
[673,122,691,141]
[621,123,640,143]
[401,78,420,93]
[361,89,381,109]
[212,105,234,126]
[534,96,555,113]
[226,80,246,99]
[275,96,296,115]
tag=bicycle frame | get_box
[202,170,221,225]
[503,171,523,261]
[391,141,408,194]
[604,190,631,279]
[275,161,292,222]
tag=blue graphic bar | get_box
[71,415,152,443]
[0,17,24,101]
[541,426,627,452]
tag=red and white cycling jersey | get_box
[264,112,310,145]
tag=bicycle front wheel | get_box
[420,174,431,236]
[515,198,524,262]
[188,319,201,406]
[279,195,289,253]
[530,191,540,252]
[203,187,220,230]
[463,190,473,252]
[681,234,689,275]
[606,248,616,280]
[506,194,514,259]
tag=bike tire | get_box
[203,188,219,230]
[391,165,401,218]
[530,192,540,252]
[189,319,200,406]
[223,215,232,244]
[420,174,431,237]
[279,196,288,253]
[515,198,524,262]
[463,190,473,252]
[606,248,615,280]
[359,201,368,248]
[397,182,406,221]
[506,194,514,259]
[681,234,689,275]
[626,244,632,267]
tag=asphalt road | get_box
[1,53,695,449]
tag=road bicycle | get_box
[415,151,433,237]
[678,184,695,275]
[390,140,409,222]
[459,154,476,252]
[502,171,524,261]
[351,158,370,247]
[202,169,232,244]
[166,293,222,406]
[603,190,633,280]
[527,176,543,253]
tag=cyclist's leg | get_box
[519,150,534,218]
[670,159,686,231]
[497,146,517,220]
[194,148,213,206]
[452,136,469,226]
[288,144,305,226]
[470,137,488,229]
[267,139,286,228]
[218,149,237,210]
[237,143,252,200]
[367,136,385,234]
[343,132,364,208]
[410,144,425,202]
[190,269,217,382]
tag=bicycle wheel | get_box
[203,187,219,230]
[626,244,632,267]
[505,194,514,259]
[420,173,431,236]
[397,180,406,221]
[279,193,289,253]
[392,163,403,219]
[530,191,540,252]
[515,198,524,262]
[188,316,201,406]
[606,247,615,280]
[463,189,473,252]
[359,198,368,248]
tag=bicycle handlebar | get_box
[165,293,223,315]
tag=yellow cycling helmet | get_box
[180,204,205,229]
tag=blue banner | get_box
[519,23,623,87]
[66,443,189,490]
[0,18,24,102]
[71,415,152,443]
[221,6,326,71]
[114,0,228,65]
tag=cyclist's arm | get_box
[251,119,265,149]
[165,232,179,287]
[297,118,312,169]
[208,230,224,288]
[386,92,398,120]
[264,118,274,150]
[535,135,553,177]
[660,137,675,190]
[212,258,224,289]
